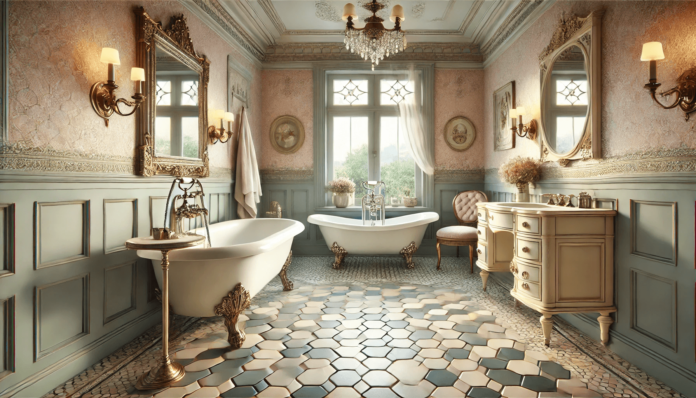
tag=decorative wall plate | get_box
[270,115,305,154]
[444,116,476,151]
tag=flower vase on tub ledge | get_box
[498,157,541,202]
[328,177,356,208]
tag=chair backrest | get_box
[453,190,488,225]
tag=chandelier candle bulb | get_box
[390,4,405,22]
[342,3,357,20]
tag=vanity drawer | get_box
[516,261,540,284]
[517,279,541,300]
[476,244,487,262]
[516,238,541,262]
[517,215,540,235]
[488,211,513,230]
[477,208,487,223]
[477,225,487,242]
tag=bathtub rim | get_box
[137,218,305,261]
[307,211,439,232]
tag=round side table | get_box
[125,234,205,390]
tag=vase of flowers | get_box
[327,177,356,208]
[498,157,542,203]
[402,188,417,207]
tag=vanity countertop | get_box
[477,202,617,216]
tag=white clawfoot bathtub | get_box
[137,219,305,318]
[308,212,439,268]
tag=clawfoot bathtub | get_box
[137,218,304,348]
[308,212,439,268]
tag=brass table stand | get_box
[125,234,205,390]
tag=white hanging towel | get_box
[234,107,262,219]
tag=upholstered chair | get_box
[436,190,488,272]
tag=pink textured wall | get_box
[434,69,486,171]
[484,1,696,169]
[7,1,262,171]
[260,70,314,171]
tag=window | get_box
[155,72,199,158]
[327,74,419,204]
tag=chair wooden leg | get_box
[456,246,459,257]
[469,244,474,274]
[436,242,442,271]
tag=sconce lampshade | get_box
[342,3,357,20]
[130,67,145,82]
[390,5,405,22]
[212,109,225,120]
[223,112,235,122]
[641,42,665,61]
[100,48,121,65]
[516,106,527,116]
[509,109,518,118]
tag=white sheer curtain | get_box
[398,65,435,175]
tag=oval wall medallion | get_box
[444,116,476,151]
[269,115,305,154]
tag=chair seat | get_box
[437,226,477,240]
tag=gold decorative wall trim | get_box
[260,169,314,182]
[434,168,485,183]
[0,142,133,174]
[264,43,482,64]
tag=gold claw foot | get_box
[214,283,251,349]
[331,242,347,269]
[280,251,294,291]
[400,241,418,269]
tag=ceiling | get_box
[220,0,529,46]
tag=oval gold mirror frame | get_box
[135,7,211,177]
[539,10,603,167]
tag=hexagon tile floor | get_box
[45,256,684,398]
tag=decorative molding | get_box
[1,0,7,144]
[258,0,286,34]
[265,42,482,64]
[34,273,90,361]
[480,0,544,58]
[103,199,138,255]
[315,0,342,22]
[434,168,485,183]
[103,262,137,325]
[411,2,425,19]
[261,169,314,183]
[33,200,91,270]
[630,200,677,266]
[630,268,678,351]
[0,295,14,382]
[0,141,133,174]
[209,167,233,179]
[0,203,14,278]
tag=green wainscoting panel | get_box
[0,173,233,397]
[484,174,696,395]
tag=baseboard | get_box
[0,308,160,398]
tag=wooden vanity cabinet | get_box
[476,203,617,346]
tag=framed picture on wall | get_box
[493,81,516,151]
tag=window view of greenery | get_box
[379,116,415,202]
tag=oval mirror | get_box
[542,44,589,155]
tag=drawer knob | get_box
[490,215,494,220]
[522,247,531,253]
[521,271,529,279]
[522,283,530,290]
[478,213,482,217]
[477,230,481,235]
[522,222,530,228]
[510,264,518,274]
[477,248,482,255]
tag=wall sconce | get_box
[89,48,145,127]
[510,107,538,140]
[641,42,696,121]
[208,109,235,144]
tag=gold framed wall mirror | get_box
[135,7,211,177]
[539,10,603,166]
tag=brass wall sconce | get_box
[510,107,538,140]
[90,48,145,127]
[208,109,235,144]
[641,41,696,121]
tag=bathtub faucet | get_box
[163,177,212,247]
[361,181,386,226]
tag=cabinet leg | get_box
[480,270,489,292]
[540,313,553,347]
[436,242,441,271]
[468,244,474,274]
[514,299,521,308]
[598,312,613,346]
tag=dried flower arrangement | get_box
[327,177,356,194]
[498,156,542,186]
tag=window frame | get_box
[314,64,435,212]
[155,71,200,158]
[545,71,589,152]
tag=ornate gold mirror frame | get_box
[539,10,603,166]
[135,7,210,177]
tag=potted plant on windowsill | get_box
[402,188,417,207]
[498,156,542,202]
[327,177,356,208]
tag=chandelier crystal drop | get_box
[342,1,407,70]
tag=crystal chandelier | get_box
[342,1,407,70]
